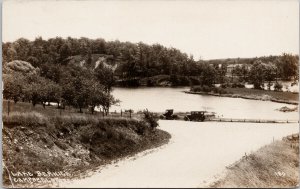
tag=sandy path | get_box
[58,121,298,188]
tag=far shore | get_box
[184,89,299,105]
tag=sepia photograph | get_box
[2,0,299,188]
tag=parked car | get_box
[184,111,206,121]
[160,109,179,120]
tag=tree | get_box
[264,63,277,90]
[3,73,26,103]
[86,81,105,114]
[72,76,90,113]
[249,61,266,89]
[100,92,120,116]
[199,63,216,87]
[216,63,227,84]
[241,64,249,82]
[279,53,299,81]
[22,73,62,107]
[94,62,115,93]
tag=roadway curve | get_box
[58,121,298,188]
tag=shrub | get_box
[191,85,213,93]
[147,79,155,86]
[143,109,159,129]
[191,85,202,92]
[274,82,283,91]
[189,77,201,85]
[212,87,228,94]
[202,85,213,92]
[232,82,245,88]
[220,83,228,88]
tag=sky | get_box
[2,0,299,60]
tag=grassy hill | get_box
[2,101,171,188]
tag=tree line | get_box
[3,37,299,93]
[3,60,118,114]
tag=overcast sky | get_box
[3,0,299,60]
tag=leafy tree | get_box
[249,61,266,89]
[22,73,62,107]
[264,63,277,90]
[3,73,26,103]
[199,63,216,87]
[86,81,105,114]
[94,62,115,92]
[278,53,299,81]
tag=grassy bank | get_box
[2,107,170,187]
[210,134,299,188]
[188,87,299,105]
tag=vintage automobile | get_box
[184,111,206,121]
[160,109,179,120]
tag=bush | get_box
[147,79,155,86]
[143,110,159,129]
[232,82,245,88]
[191,85,228,94]
[220,83,228,88]
[191,86,203,92]
[189,77,201,85]
[170,75,191,86]
[191,85,213,92]
[202,85,212,92]
[212,87,228,94]
[274,82,283,91]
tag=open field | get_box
[2,100,145,120]
[210,134,299,188]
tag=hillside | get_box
[2,106,171,187]
[66,54,117,70]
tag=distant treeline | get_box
[3,37,299,89]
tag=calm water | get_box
[111,87,299,120]
[60,87,299,187]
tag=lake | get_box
[58,87,299,187]
[111,87,298,120]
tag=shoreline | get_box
[184,91,299,105]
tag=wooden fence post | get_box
[7,100,10,116]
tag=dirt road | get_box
[58,121,298,188]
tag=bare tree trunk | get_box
[91,106,95,114]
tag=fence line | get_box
[206,118,299,124]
